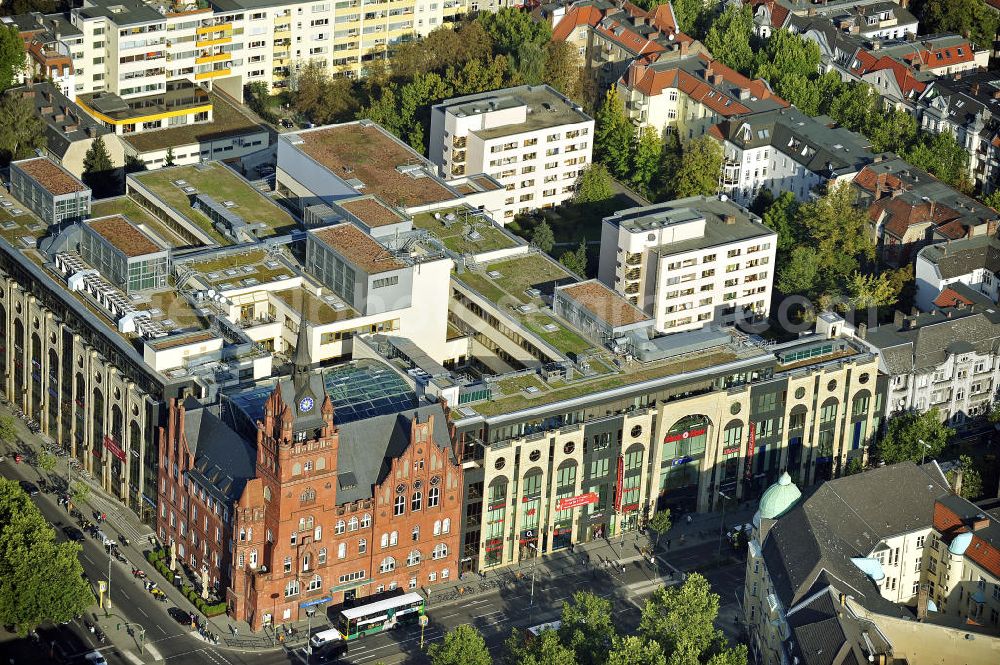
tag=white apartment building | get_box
[861,308,1000,431]
[597,196,776,334]
[912,225,1000,313]
[428,85,594,223]
[711,108,878,206]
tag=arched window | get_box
[239,528,246,541]
[314,525,322,541]
[411,491,422,511]
[307,574,322,592]
[237,552,244,568]
[412,525,420,541]
[348,517,359,531]
[247,528,253,541]
[318,548,327,564]
[433,543,448,560]
[361,513,372,528]
[335,520,345,534]
[298,516,314,531]
[300,487,315,502]
[338,543,347,559]
[390,530,398,546]
[443,518,451,534]
[249,549,258,568]
[394,495,405,516]
[359,538,367,554]
[380,557,396,573]
[292,463,302,476]
[433,520,441,536]
[285,579,300,597]
[381,533,389,548]
[302,552,311,571]
[316,457,326,470]
[428,486,440,508]
[407,550,421,566]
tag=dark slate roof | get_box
[785,587,894,665]
[917,234,1000,280]
[181,397,256,505]
[13,82,109,161]
[334,402,453,504]
[712,108,877,177]
[762,462,950,615]
[864,309,1000,374]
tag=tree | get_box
[390,23,493,80]
[0,25,25,92]
[704,4,755,75]
[867,108,917,154]
[429,624,491,665]
[82,136,119,198]
[875,408,954,465]
[560,240,589,277]
[946,455,983,500]
[798,182,874,291]
[631,126,664,199]
[479,7,551,57]
[673,135,722,199]
[754,30,822,113]
[0,92,45,166]
[0,479,94,634]
[706,645,749,665]
[607,636,666,665]
[164,146,175,168]
[531,219,555,253]
[776,246,820,297]
[847,271,899,310]
[543,41,584,103]
[827,82,878,134]
[593,87,633,178]
[984,190,1000,211]
[293,61,359,125]
[559,592,616,665]
[70,480,89,506]
[761,191,799,258]
[0,414,14,443]
[37,451,56,478]
[845,457,864,476]
[574,163,615,206]
[640,573,725,663]
[917,0,999,58]
[508,628,578,665]
[648,509,671,549]
[904,132,972,192]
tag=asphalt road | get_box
[1,454,746,665]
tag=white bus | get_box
[337,592,425,640]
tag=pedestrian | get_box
[621,564,626,574]
[666,538,671,549]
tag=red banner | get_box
[104,436,126,462]
[664,428,707,444]
[556,492,599,511]
[722,445,740,455]
[613,454,624,512]
[743,423,756,480]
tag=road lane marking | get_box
[138,607,149,618]
[123,651,144,665]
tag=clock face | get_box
[299,396,315,412]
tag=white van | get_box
[309,628,343,649]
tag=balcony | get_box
[625,252,642,266]
[451,150,466,163]
[624,268,641,281]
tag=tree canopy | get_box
[672,135,722,199]
[82,136,119,199]
[479,7,551,57]
[0,93,45,166]
[429,624,492,665]
[704,4,755,75]
[531,219,555,253]
[559,591,616,665]
[594,87,633,179]
[0,479,93,633]
[916,0,999,56]
[875,408,954,465]
[946,454,983,500]
[0,25,25,92]
[574,163,615,207]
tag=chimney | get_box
[929,200,936,218]
[86,126,97,138]
[893,309,905,327]
[679,41,688,56]
[724,214,736,225]
[971,82,980,96]
[953,465,963,495]
[704,65,713,81]
[712,73,724,86]
[630,62,647,87]
[899,0,909,7]
[971,514,990,531]
[992,89,1000,100]
[857,322,867,339]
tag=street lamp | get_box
[919,439,932,466]
[717,490,733,560]
[304,607,316,665]
[527,542,539,610]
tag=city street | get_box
[1,428,747,665]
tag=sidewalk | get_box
[0,406,269,652]
[425,505,757,605]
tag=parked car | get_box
[62,525,85,542]
[167,607,192,625]
[19,480,39,496]
[84,651,107,665]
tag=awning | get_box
[330,579,370,593]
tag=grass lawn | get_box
[134,163,298,239]
[413,208,519,255]
[496,373,548,396]
[523,315,593,356]
[91,197,190,248]
[482,254,576,299]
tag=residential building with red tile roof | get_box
[852,157,998,267]
[548,0,703,93]
[617,52,788,140]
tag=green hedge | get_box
[143,550,226,617]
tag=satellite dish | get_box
[719,194,728,202]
